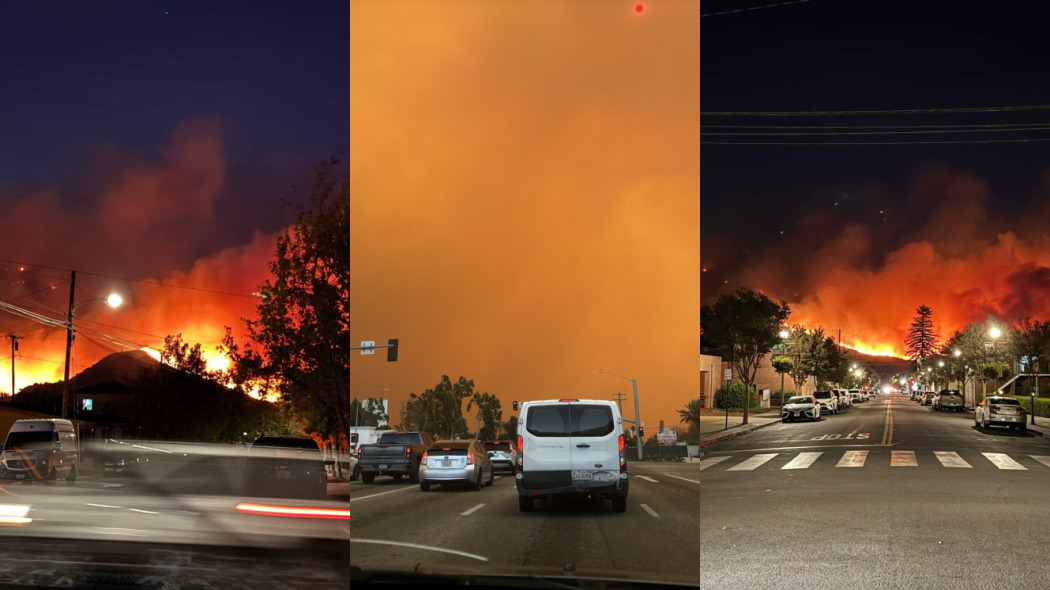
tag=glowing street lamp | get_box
[62,277,125,420]
[954,349,962,357]
[779,329,790,339]
[989,326,1002,340]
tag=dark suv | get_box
[245,436,332,500]
[933,390,964,412]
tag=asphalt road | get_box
[699,393,1050,589]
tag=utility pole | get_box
[612,391,626,414]
[61,270,76,420]
[8,334,21,399]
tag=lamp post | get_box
[777,329,789,406]
[990,326,1002,392]
[62,282,123,420]
[595,369,642,460]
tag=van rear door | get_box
[567,404,620,483]
[521,403,572,490]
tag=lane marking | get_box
[1029,455,1050,469]
[636,475,659,483]
[933,451,972,468]
[880,397,895,446]
[640,503,660,518]
[782,452,822,470]
[697,456,731,471]
[891,450,916,467]
[727,453,778,471]
[662,473,701,484]
[345,486,415,503]
[348,539,488,562]
[982,453,1027,470]
[836,450,868,468]
[460,503,485,516]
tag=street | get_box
[699,393,1050,589]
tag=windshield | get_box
[5,430,54,449]
[814,392,832,399]
[377,434,422,444]
[786,397,811,405]
[990,399,1022,406]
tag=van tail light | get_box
[467,451,474,465]
[618,434,625,452]
[516,436,523,452]
[421,451,428,463]
[516,435,524,472]
[619,435,627,472]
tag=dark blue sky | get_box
[701,0,1050,297]
[0,0,347,243]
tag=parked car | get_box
[933,390,964,412]
[0,419,78,485]
[850,389,864,403]
[515,398,629,513]
[923,391,936,406]
[356,431,434,484]
[814,391,839,415]
[484,440,516,474]
[419,439,494,491]
[833,390,851,409]
[975,396,1028,431]
[782,396,821,422]
[244,435,331,500]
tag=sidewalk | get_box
[698,411,783,449]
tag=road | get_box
[699,393,1050,589]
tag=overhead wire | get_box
[701,104,1050,116]
[701,138,1050,146]
[701,0,811,19]
[701,126,1050,136]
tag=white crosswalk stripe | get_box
[982,453,1027,470]
[697,456,731,471]
[933,451,972,468]
[891,451,917,467]
[836,450,868,468]
[727,453,778,471]
[782,452,822,470]
[1030,456,1050,469]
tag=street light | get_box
[595,369,642,460]
[776,329,790,407]
[954,349,962,358]
[62,289,123,420]
[778,329,790,339]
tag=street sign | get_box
[724,369,732,380]
[360,340,375,355]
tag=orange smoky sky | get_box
[349,1,701,430]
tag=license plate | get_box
[572,471,593,480]
[441,460,451,467]
[378,464,388,470]
[15,474,24,480]
[276,470,292,479]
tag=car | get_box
[850,389,863,403]
[933,390,964,412]
[975,396,1028,431]
[781,395,821,422]
[923,391,936,406]
[484,440,516,474]
[244,435,331,500]
[0,419,78,484]
[515,398,629,513]
[813,390,839,415]
[832,390,850,410]
[419,439,494,491]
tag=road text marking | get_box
[640,503,660,518]
[460,503,486,516]
[697,456,731,471]
[782,452,822,470]
[982,453,1027,470]
[728,453,777,471]
[891,450,916,467]
[636,475,659,483]
[933,451,972,468]
[836,450,868,468]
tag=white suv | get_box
[813,391,839,415]
[515,399,629,513]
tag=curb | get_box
[699,419,782,450]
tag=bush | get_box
[1003,395,1050,418]
[714,383,757,411]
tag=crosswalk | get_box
[700,450,1050,473]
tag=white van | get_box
[515,399,628,513]
[0,419,78,484]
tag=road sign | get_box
[360,340,375,355]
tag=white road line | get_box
[891,450,917,467]
[982,453,1027,470]
[662,473,702,484]
[460,503,486,516]
[782,452,822,470]
[640,503,660,518]
[727,453,778,471]
[636,475,659,483]
[697,456,731,471]
[933,451,972,468]
[836,450,868,468]
[1030,455,1050,469]
[346,486,415,503]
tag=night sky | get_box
[702,0,1050,351]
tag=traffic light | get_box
[638,425,645,438]
[349,433,358,443]
[512,401,519,411]
[386,338,398,362]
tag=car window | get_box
[814,392,832,399]
[787,397,811,404]
[251,437,320,451]
[526,405,570,437]
[378,433,423,445]
[574,405,615,437]
[990,398,1022,406]
[5,431,54,449]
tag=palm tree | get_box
[677,398,706,446]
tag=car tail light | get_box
[235,503,352,520]
[558,399,578,402]
[516,436,523,451]
[421,451,428,463]
[618,434,625,452]
[619,435,627,472]
[467,451,474,465]
[516,435,524,472]
[990,405,1000,412]
[406,447,412,458]
[356,447,362,457]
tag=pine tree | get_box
[905,305,938,363]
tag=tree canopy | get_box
[905,305,938,364]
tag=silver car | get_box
[484,440,516,474]
[419,439,494,491]
[975,396,1028,431]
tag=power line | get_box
[701,0,810,19]
[701,126,1050,136]
[701,105,1050,117]
[0,259,260,299]
[701,122,1050,130]
[701,138,1050,146]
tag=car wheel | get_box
[392,473,403,482]
[408,469,420,484]
[350,465,360,481]
[469,471,482,491]
[361,473,375,484]
[486,468,495,486]
[518,495,534,512]
[420,482,431,492]
[611,494,628,513]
